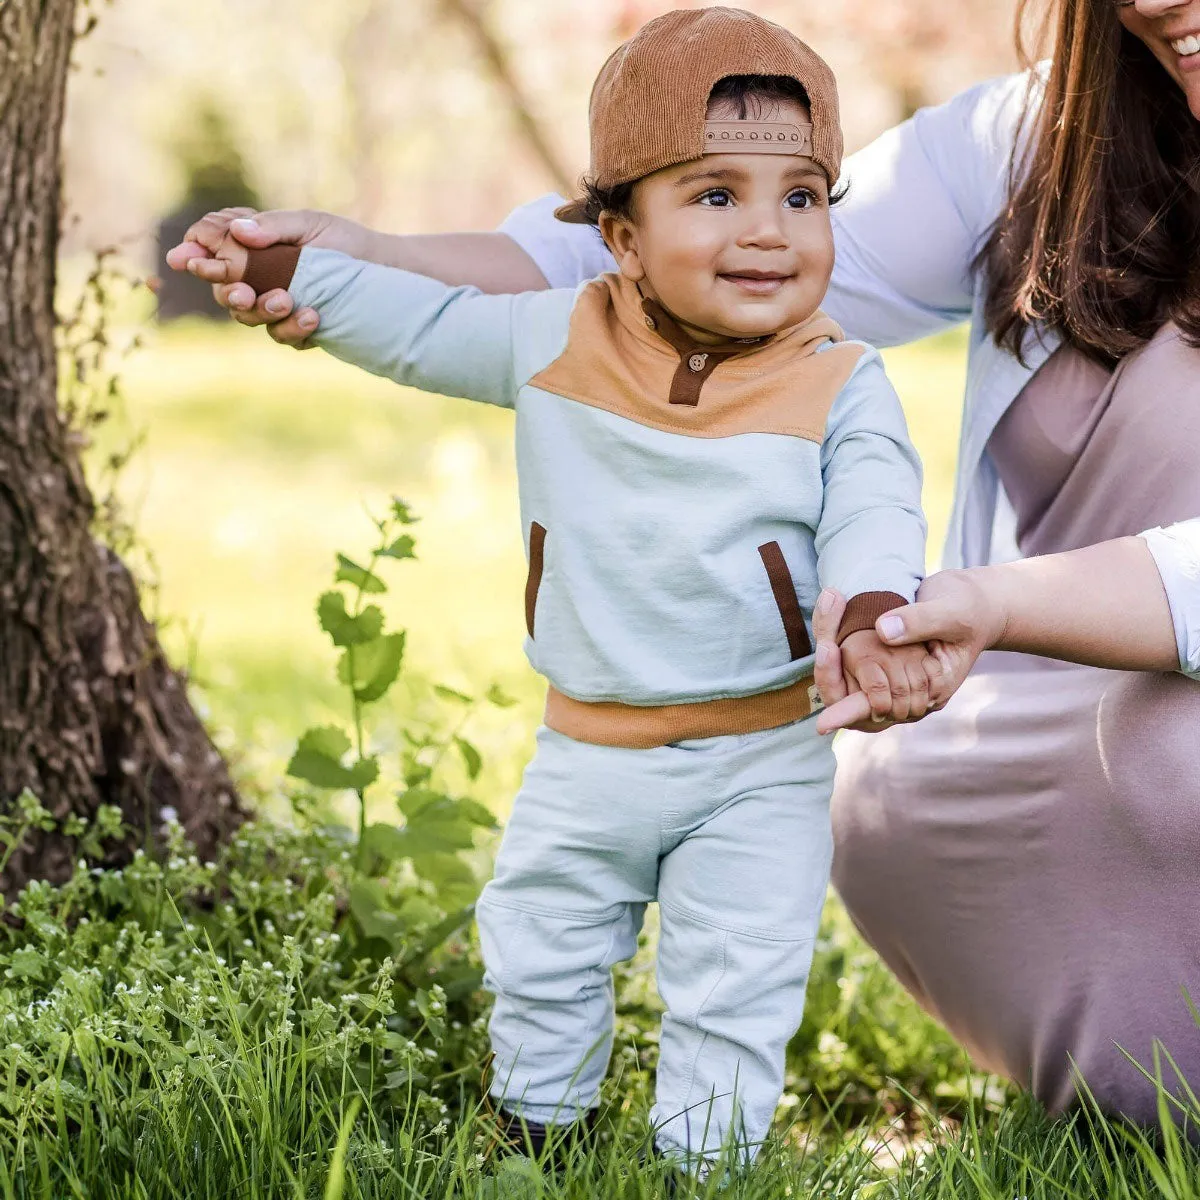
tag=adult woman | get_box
[169,0,1200,1120]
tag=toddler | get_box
[208,6,938,1170]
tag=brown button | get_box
[687,352,708,373]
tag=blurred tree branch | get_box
[435,0,575,195]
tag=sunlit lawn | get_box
[111,316,966,807]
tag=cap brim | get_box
[553,199,590,224]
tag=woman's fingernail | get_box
[298,312,317,330]
[817,590,834,615]
[879,615,904,641]
[265,297,286,314]
[815,644,830,667]
[231,218,260,234]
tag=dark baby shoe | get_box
[493,1107,599,1167]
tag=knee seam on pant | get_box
[678,928,728,1123]
[573,916,620,1106]
[659,898,819,944]
[478,893,629,925]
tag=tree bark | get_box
[0,0,245,897]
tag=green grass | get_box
[4,806,1200,1200]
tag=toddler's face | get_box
[600,97,835,344]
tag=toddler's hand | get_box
[165,208,368,342]
[209,228,251,286]
[835,628,942,726]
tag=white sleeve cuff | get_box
[1139,521,1200,679]
[497,194,615,290]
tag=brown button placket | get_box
[640,298,766,407]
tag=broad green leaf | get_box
[454,736,482,780]
[415,854,480,908]
[348,878,402,941]
[379,535,416,561]
[396,894,442,928]
[5,946,46,982]
[345,755,381,792]
[400,811,476,855]
[317,592,383,647]
[337,633,405,704]
[395,787,443,820]
[399,788,493,830]
[295,725,350,762]
[454,797,499,829]
[433,684,473,705]
[361,822,407,863]
[485,683,517,708]
[335,554,387,594]
[287,726,378,792]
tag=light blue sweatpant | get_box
[475,717,835,1161]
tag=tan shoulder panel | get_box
[529,279,868,442]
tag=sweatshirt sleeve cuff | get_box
[242,244,303,296]
[836,591,909,644]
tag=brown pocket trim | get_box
[758,541,813,661]
[525,522,547,638]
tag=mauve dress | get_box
[831,324,1200,1122]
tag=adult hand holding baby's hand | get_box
[165,208,365,346]
[832,627,941,729]
[813,569,1004,733]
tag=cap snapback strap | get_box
[703,121,813,155]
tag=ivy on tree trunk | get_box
[0,0,245,896]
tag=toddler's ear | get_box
[598,212,645,283]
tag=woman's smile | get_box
[1119,0,1200,113]
[1169,30,1200,69]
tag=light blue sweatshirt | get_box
[269,247,926,731]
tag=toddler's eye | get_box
[697,189,733,208]
[785,189,818,211]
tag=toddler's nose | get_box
[735,207,789,250]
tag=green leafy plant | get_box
[286,498,511,984]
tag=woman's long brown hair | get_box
[980,0,1200,364]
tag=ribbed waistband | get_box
[543,675,823,749]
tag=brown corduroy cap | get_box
[555,6,843,224]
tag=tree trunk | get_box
[0,0,245,897]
